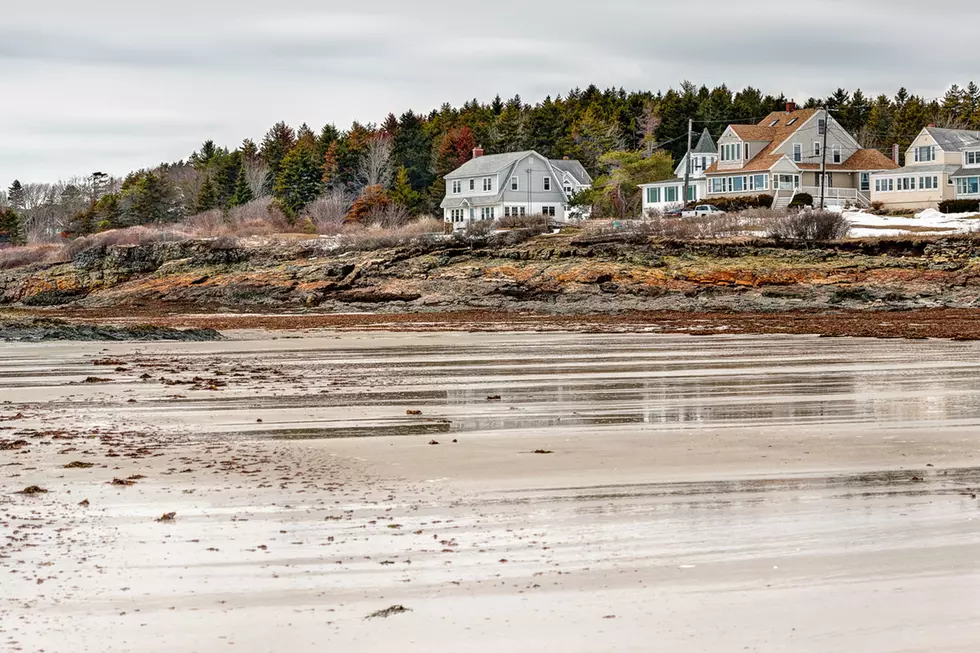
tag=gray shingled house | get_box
[441,147,593,230]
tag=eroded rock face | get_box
[2,234,980,314]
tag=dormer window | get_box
[914,145,936,162]
[483,177,492,191]
[966,151,980,166]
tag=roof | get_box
[796,149,899,172]
[444,151,537,179]
[950,167,980,178]
[692,128,717,154]
[549,159,592,185]
[440,196,500,209]
[871,163,963,176]
[925,127,980,152]
[705,153,788,174]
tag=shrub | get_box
[704,194,773,212]
[764,209,850,241]
[0,244,68,270]
[870,201,886,215]
[301,191,352,234]
[788,192,814,208]
[495,213,549,231]
[334,217,444,252]
[939,199,980,214]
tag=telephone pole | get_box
[682,118,693,207]
[819,107,829,210]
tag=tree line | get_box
[2,81,979,244]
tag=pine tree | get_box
[260,122,297,194]
[7,180,24,211]
[232,166,254,206]
[273,141,323,215]
[390,166,421,214]
[196,175,218,213]
[0,208,24,244]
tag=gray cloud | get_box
[2,0,979,185]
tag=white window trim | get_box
[510,176,519,191]
[813,142,821,157]
[793,143,802,163]
[452,180,461,194]
[832,145,842,164]
[482,177,493,192]
[543,177,551,191]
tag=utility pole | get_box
[819,107,829,210]
[682,118,693,208]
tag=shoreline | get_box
[8,306,980,341]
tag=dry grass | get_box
[334,217,445,252]
[0,244,70,269]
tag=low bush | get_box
[788,192,814,208]
[495,213,549,231]
[938,199,980,214]
[0,244,68,269]
[701,194,774,212]
[334,217,444,252]
[764,209,850,241]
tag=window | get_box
[875,178,895,192]
[543,177,551,191]
[813,142,821,157]
[744,143,749,160]
[860,173,870,192]
[449,208,465,222]
[541,206,556,217]
[920,176,939,190]
[769,119,779,127]
[957,177,980,195]
[731,176,745,192]
[646,187,661,204]
[480,206,495,220]
[519,207,526,216]
[914,145,936,162]
[788,117,798,126]
[793,143,802,162]
[710,178,724,193]
[817,118,825,134]
[816,172,834,187]
[966,151,980,166]
[664,186,678,203]
[832,145,842,164]
[751,174,768,191]
[452,180,461,194]
[483,177,492,192]
[469,179,475,191]
[510,176,519,191]
[687,186,696,201]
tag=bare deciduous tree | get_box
[302,190,352,234]
[357,134,394,191]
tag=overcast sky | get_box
[2,0,978,186]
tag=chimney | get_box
[563,156,569,160]
[927,123,936,128]
[892,143,900,164]
[472,146,484,158]
[785,102,797,113]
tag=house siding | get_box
[772,112,860,167]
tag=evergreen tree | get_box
[273,140,323,215]
[392,111,434,192]
[196,175,219,213]
[232,166,254,206]
[0,208,24,244]
[390,166,421,214]
[7,180,24,211]
[260,122,297,194]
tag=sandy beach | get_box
[2,331,980,652]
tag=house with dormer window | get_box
[638,129,718,213]
[704,104,897,209]
[441,147,592,230]
[870,126,980,210]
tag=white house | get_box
[639,128,718,214]
[871,126,980,211]
[440,148,593,231]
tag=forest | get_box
[2,81,979,245]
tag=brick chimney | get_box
[785,102,797,113]
[892,143,900,164]
[927,123,936,128]
[472,146,484,158]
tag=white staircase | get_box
[771,189,796,211]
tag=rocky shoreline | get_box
[3,231,980,330]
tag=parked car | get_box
[662,206,684,218]
[682,205,726,218]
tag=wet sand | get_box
[2,332,980,652]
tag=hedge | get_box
[690,194,773,212]
[938,199,980,214]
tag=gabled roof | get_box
[550,159,592,185]
[796,148,899,172]
[444,151,536,179]
[925,127,980,152]
[692,128,717,154]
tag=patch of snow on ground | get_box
[842,208,980,235]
